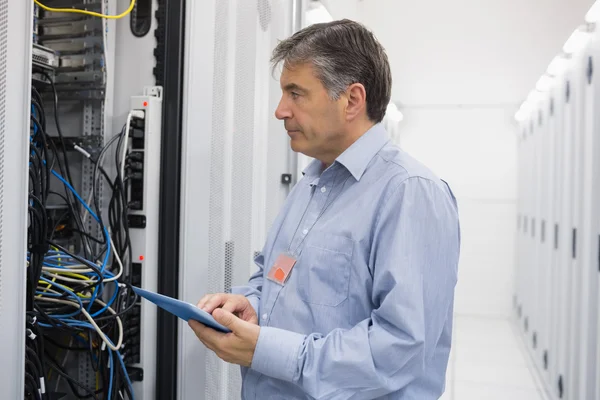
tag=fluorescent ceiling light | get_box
[386,103,403,123]
[585,1,600,23]
[563,27,592,54]
[306,2,333,25]
[546,56,570,76]
[535,75,554,92]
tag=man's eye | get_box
[291,92,300,99]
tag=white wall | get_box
[398,107,518,317]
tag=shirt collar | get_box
[302,123,390,181]
[336,123,390,181]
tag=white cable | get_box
[42,266,96,274]
[121,112,133,185]
[42,242,122,284]
[103,236,124,282]
[72,145,95,256]
[37,297,123,351]
[41,272,97,285]
[74,145,91,159]
[36,286,62,296]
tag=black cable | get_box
[44,352,100,400]
[38,71,76,190]
[33,103,94,259]
[31,112,93,259]
[24,372,39,400]
[47,192,108,254]
[42,335,89,352]
[27,91,139,398]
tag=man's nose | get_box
[275,98,291,120]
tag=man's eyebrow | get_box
[282,83,307,93]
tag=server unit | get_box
[515,24,600,400]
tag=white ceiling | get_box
[321,0,595,107]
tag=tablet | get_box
[132,286,231,333]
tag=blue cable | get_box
[39,277,82,307]
[49,168,112,311]
[38,162,135,395]
[107,348,115,399]
[48,168,111,271]
[31,105,37,135]
[116,349,135,400]
[90,281,119,318]
[102,335,135,400]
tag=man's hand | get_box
[189,308,260,367]
[197,293,258,325]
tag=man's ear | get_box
[344,83,367,122]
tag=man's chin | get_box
[289,139,304,153]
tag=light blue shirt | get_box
[231,123,461,399]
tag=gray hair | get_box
[271,19,392,123]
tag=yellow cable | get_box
[33,0,136,19]
[53,271,92,281]
[37,278,91,299]
[37,275,57,297]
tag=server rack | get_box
[576,35,600,400]
[2,0,187,398]
[515,26,600,400]
[0,0,34,398]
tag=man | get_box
[189,19,460,400]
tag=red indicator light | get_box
[143,101,148,107]
[139,255,144,261]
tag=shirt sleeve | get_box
[250,176,461,399]
[229,253,264,317]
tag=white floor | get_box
[440,315,547,400]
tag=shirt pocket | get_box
[296,231,353,307]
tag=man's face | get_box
[275,63,347,162]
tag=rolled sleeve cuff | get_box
[250,326,305,383]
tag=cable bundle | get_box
[27,70,139,400]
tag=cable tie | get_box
[101,342,107,352]
[40,378,46,394]
[27,329,37,340]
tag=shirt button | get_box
[302,229,308,235]
[262,313,268,321]
[321,186,327,193]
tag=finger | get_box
[221,297,258,323]
[213,308,243,332]
[201,294,228,313]
[189,320,220,348]
[242,309,259,324]
[196,294,214,310]
[221,297,246,314]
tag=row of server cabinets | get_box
[515,27,600,400]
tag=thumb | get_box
[213,308,241,331]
